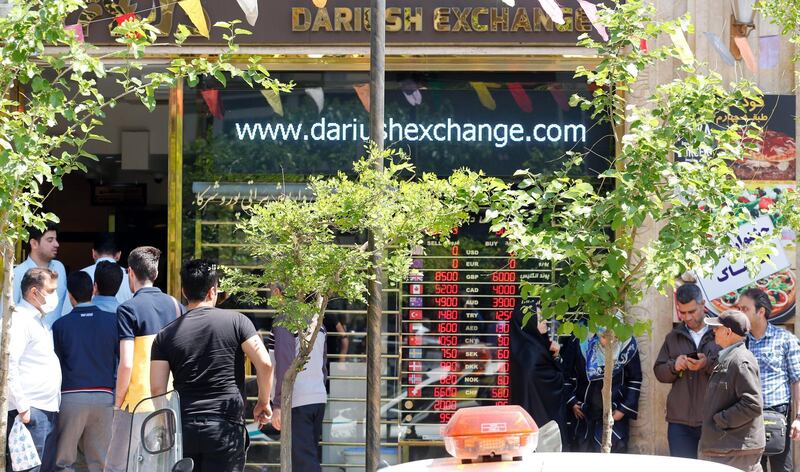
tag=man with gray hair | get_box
[700,310,764,472]
[654,283,719,458]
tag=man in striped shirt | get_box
[52,271,119,471]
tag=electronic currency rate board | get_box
[399,220,554,426]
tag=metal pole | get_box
[366,0,385,469]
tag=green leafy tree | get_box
[482,0,784,452]
[0,0,291,466]
[222,147,482,472]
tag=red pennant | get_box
[639,38,648,52]
[548,84,569,111]
[201,89,224,120]
[507,83,533,113]
[114,13,135,25]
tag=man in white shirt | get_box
[62,233,132,315]
[12,224,67,327]
[7,267,63,472]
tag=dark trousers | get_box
[6,408,59,472]
[292,403,325,472]
[667,423,702,459]
[182,416,248,472]
[760,404,793,472]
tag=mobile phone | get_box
[687,352,700,360]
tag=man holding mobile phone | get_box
[654,283,720,458]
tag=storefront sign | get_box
[697,215,790,301]
[70,0,599,46]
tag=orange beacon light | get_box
[441,405,539,464]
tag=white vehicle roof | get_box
[382,452,740,472]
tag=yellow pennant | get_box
[313,0,328,7]
[469,82,500,110]
[668,29,694,65]
[179,0,209,38]
[261,89,284,117]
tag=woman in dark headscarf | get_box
[509,301,567,446]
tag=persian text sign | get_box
[697,215,790,301]
[71,0,600,45]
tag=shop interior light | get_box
[730,0,757,60]
[442,405,538,464]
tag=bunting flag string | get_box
[201,89,224,120]
[537,0,565,25]
[668,29,694,65]
[548,84,569,111]
[502,0,516,6]
[114,13,135,26]
[178,0,210,38]
[577,0,608,41]
[313,0,328,7]
[235,0,259,27]
[703,32,736,66]
[353,84,370,111]
[401,80,422,106]
[733,36,758,73]
[469,82,500,110]
[260,89,284,117]
[305,87,325,113]
[759,35,779,70]
[64,24,85,43]
[507,83,532,113]
[639,38,648,52]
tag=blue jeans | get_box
[6,408,59,472]
[668,422,701,459]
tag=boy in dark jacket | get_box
[699,310,764,472]
[654,283,720,458]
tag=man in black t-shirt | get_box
[150,260,274,472]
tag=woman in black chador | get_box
[508,302,568,446]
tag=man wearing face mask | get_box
[12,224,68,327]
[6,268,62,472]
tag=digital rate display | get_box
[399,220,553,426]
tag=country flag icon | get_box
[408,309,423,320]
[410,284,423,295]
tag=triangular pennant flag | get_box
[502,0,515,6]
[470,82,498,110]
[114,13,135,26]
[179,0,210,38]
[400,80,422,106]
[507,83,533,113]
[537,0,565,25]
[703,32,735,66]
[548,84,569,111]
[260,89,284,117]
[235,0,259,26]
[353,84,370,111]
[759,35,779,70]
[668,29,694,65]
[734,36,758,73]
[577,0,608,41]
[313,0,327,7]
[64,24,84,43]
[305,87,324,113]
[639,38,648,52]
[201,89,224,120]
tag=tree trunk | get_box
[600,335,617,453]
[279,295,329,472]
[0,241,15,470]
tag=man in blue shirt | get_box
[52,271,118,472]
[13,224,67,327]
[738,288,800,472]
[92,261,123,314]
